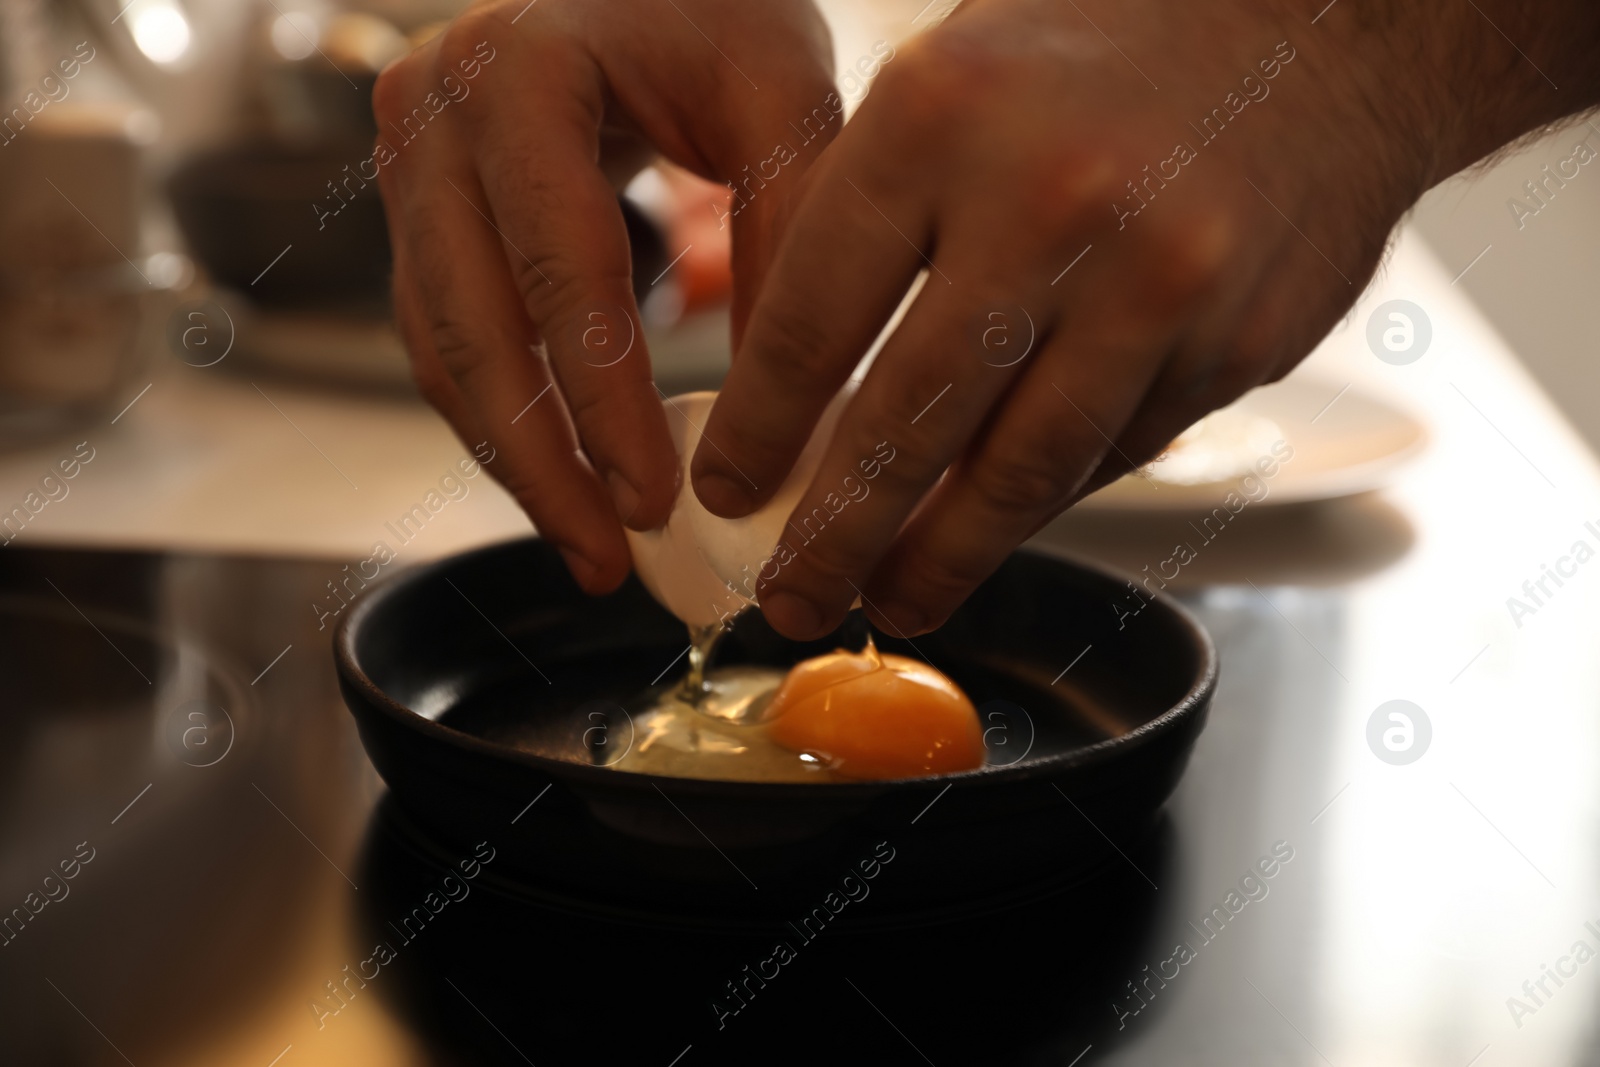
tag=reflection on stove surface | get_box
[354,796,1171,1067]
[0,547,378,1066]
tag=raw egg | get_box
[764,645,984,780]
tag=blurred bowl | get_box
[167,142,391,308]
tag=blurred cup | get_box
[0,103,178,444]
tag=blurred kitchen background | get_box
[1412,133,1600,447]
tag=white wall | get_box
[1411,122,1600,450]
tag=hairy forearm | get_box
[1314,0,1600,193]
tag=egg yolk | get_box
[763,646,985,780]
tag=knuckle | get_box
[887,32,1004,118]
[487,172,626,313]
[786,532,874,591]
[435,9,500,79]
[868,435,944,495]
[1019,149,1121,235]
[971,448,1075,514]
[370,60,416,129]
[749,305,842,390]
[867,38,999,156]
[898,547,995,603]
[1145,211,1238,309]
[848,395,953,487]
[513,258,572,316]
[427,316,491,379]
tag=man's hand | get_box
[372,0,834,592]
[690,0,1600,639]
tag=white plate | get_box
[1079,377,1429,511]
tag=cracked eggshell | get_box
[625,386,854,627]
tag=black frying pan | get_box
[335,538,1215,927]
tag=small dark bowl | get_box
[335,538,1215,925]
[168,142,392,308]
[169,143,668,311]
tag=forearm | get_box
[1316,0,1600,195]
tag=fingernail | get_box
[605,470,642,526]
[694,470,753,517]
[876,601,928,636]
[557,546,600,589]
[763,590,824,639]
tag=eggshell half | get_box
[625,386,854,627]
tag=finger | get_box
[1066,346,1259,505]
[391,249,484,450]
[752,248,1059,640]
[387,161,632,593]
[856,331,1170,635]
[446,18,678,530]
[853,223,1231,634]
[1066,240,1305,503]
[689,130,933,519]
